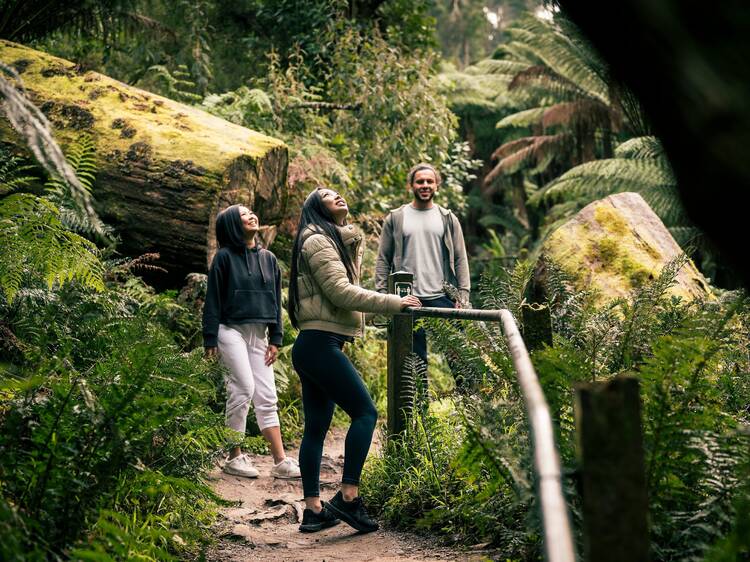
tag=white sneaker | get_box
[271,457,301,479]
[223,454,259,478]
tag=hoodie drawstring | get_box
[245,247,269,284]
[259,251,269,284]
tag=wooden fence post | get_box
[575,375,649,562]
[520,302,553,351]
[387,271,413,437]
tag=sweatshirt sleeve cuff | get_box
[269,335,283,347]
[203,334,218,348]
[387,294,404,313]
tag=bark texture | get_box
[1,40,288,285]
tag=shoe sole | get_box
[272,474,302,479]
[323,501,379,533]
[298,519,341,533]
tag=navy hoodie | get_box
[202,207,283,348]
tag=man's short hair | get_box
[406,163,441,186]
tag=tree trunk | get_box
[1,40,289,287]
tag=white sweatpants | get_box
[218,323,279,432]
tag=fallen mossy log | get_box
[1,40,288,286]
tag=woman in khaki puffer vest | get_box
[288,187,421,534]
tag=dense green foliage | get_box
[438,12,734,284]
[0,144,236,558]
[3,2,749,560]
[364,260,750,560]
[0,272,232,559]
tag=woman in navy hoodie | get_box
[203,205,300,479]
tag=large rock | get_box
[540,192,711,303]
[0,40,288,285]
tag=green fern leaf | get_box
[43,133,109,236]
[496,106,549,129]
[507,15,610,105]
[615,136,665,159]
[0,145,37,195]
[0,193,105,302]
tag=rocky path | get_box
[205,429,496,562]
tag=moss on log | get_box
[0,40,288,285]
[540,192,711,304]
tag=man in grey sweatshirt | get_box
[375,163,470,366]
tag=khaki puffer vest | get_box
[295,224,402,337]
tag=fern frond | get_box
[0,194,105,302]
[496,106,549,129]
[506,15,610,105]
[507,65,587,103]
[465,59,529,77]
[486,133,570,182]
[541,99,612,130]
[43,133,109,236]
[479,260,534,317]
[668,226,701,247]
[436,71,510,110]
[496,40,543,67]
[0,146,37,195]
[614,136,665,159]
[201,86,274,128]
[531,157,675,205]
[145,65,202,103]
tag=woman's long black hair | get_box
[287,188,356,329]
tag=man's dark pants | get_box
[413,294,455,366]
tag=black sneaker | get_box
[298,506,341,533]
[324,491,379,533]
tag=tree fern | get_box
[485,13,619,195]
[0,194,105,302]
[530,137,695,244]
[504,15,610,105]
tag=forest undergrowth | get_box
[0,257,397,560]
[362,258,750,561]
[2,136,749,560]
[2,7,750,559]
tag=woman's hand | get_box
[265,344,279,366]
[400,295,422,310]
[205,346,218,359]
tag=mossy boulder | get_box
[539,192,711,303]
[0,40,288,285]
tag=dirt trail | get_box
[205,429,495,562]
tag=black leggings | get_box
[292,329,378,498]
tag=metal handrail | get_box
[404,306,576,562]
